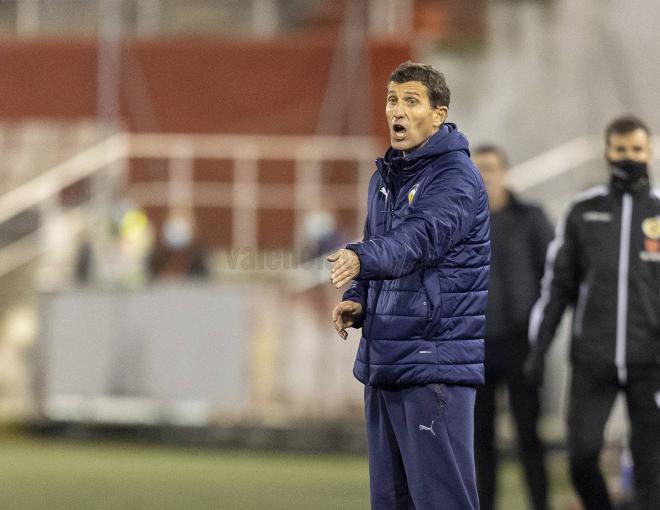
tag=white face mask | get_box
[163,217,192,248]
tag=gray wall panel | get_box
[37,283,253,423]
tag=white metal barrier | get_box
[0,132,379,281]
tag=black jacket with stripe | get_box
[529,181,660,381]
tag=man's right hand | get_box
[523,348,546,386]
[332,300,363,340]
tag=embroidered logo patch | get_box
[641,216,660,257]
[640,251,660,262]
[408,183,419,204]
[582,211,612,222]
[418,420,436,437]
[642,217,660,240]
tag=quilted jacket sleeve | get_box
[340,177,375,329]
[347,166,480,280]
[528,204,581,353]
[342,224,370,328]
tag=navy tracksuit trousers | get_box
[365,383,479,510]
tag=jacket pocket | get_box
[419,272,433,319]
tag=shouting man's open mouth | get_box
[392,122,407,140]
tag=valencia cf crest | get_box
[408,183,420,204]
[640,216,660,260]
[642,216,660,240]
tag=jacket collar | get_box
[608,176,651,196]
[376,124,467,191]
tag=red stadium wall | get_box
[0,36,410,248]
[0,36,409,138]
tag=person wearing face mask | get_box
[524,116,660,510]
[149,208,209,280]
[301,206,348,261]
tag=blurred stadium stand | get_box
[0,1,656,468]
[0,0,416,439]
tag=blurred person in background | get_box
[525,116,660,510]
[301,204,350,260]
[76,204,154,288]
[148,207,209,280]
[472,145,553,510]
[327,62,490,510]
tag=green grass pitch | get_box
[0,433,574,509]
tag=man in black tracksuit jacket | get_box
[474,145,553,510]
[525,116,660,510]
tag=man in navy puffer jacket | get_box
[328,62,490,510]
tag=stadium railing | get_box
[0,132,378,281]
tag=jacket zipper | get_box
[385,182,433,324]
[363,177,394,382]
[616,193,632,385]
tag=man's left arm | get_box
[348,167,480,280]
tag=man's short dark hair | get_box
[389,61,450,108]
[605,115,650,144]
[472,144,509,168]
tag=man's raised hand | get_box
[332,300,363,340]
[327,248,361,289]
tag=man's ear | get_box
[433,106,448,128]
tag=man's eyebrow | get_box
[386,89,423,96]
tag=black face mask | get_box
[608,159,649,192]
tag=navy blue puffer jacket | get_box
[343,124,490,386]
